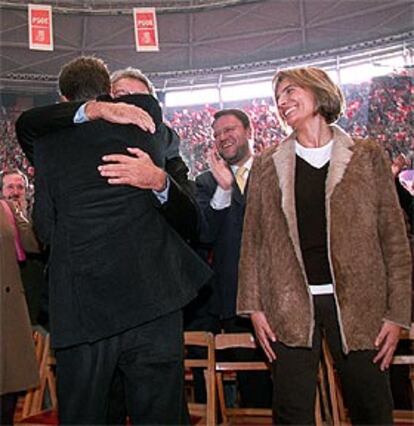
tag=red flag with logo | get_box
[28,4,53,51]
[133,8,159,52]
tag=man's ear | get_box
[60,95,69,103]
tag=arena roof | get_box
[0,0,413,94]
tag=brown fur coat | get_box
[0,202,39,395]
[237,125,412,352]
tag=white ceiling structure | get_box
[0,0,413,94]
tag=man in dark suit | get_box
[16,69,197,244]
[16,56,212,424]
[195,109,272,407]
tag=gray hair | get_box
[110,67,155,96]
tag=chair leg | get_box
[216,372,229,425]
[315,387,323,426]
[317,361,333,425]
[204,369,216,426]
[322,340,342,426]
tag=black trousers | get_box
[55,310,190,425]
[271,295,394,425]
[0,393,18,425]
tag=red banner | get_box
[28,4,53,51]
[133,8,159,52]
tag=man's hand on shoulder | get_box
[98,147,167,191]
[85,101,156,134]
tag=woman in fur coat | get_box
[237,66,412,424]
[0,199,39,424]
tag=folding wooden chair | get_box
[393,323,414,424]
[17,332,58,424]
[214,333,272,425]
[184,331,216,426]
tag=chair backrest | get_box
[19,332,57,420]
[392,323,414,424]
[393,324,414,366]
[184,331,216,426]
[214,333,272,425]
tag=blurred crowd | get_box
[166,74,413,177]
[1,74,413,182]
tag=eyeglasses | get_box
[213,124,243,140]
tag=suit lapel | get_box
[232,180,244,205]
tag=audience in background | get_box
[2,72,413,180]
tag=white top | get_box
[295,139,333,169]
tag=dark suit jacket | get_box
[195,171,246,319]
[16,95,212,349]
[15,94,198,243]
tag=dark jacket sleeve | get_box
[32,145,55,245]
[195,172,229,245]
[15,94,162,164]
[157,157,200,244]
[15,101,83,163]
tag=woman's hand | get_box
[373,321,401,371]
[251,311,277,362]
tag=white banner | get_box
[133,8,159,52]
[28,4,53,51]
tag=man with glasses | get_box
[194,109,273,408]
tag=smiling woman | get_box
[237,66,412,425]
[273,67,344,137]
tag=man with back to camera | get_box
[16,56,212,424]
[194,109,273,408]
[16,66,198,244]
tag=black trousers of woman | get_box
[271,294,394,425]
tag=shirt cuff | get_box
[210,186,232,210]
[73,103,89,123]
[153,176,170,205]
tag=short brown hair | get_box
[212,109,251,129]
[58,56,111,101]
[272,67,345,127]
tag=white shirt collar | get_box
[230,156,254,174]
[295,139,333,169]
